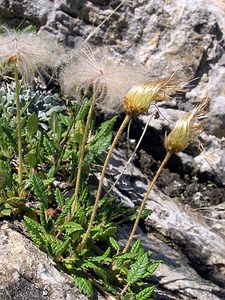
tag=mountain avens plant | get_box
[123,98,209,252]
[0,12,163,299]
[61,43,148,217]
[0,27,63,193]
[78,75,182,251]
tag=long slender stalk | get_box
[126,118,132,157]
[109,113,154,194]
[120,283,130,298]
[77,114,131,251]
[55,118,75,172]
[123,151,172,253]
[15,65,23,193]
[71,101,95,216]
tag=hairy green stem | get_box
[77,114,131,251]
[15,65,23,193]
[71,101,95,216]
[123,151,172,253]
[55,119,75,172]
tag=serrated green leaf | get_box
[82,261,113,283]
[47,165,56,179]
[60,222,83,234]
[73,276,93,298]
[127,253,149,284]
[27,112,39,137]
[0,203,13,217]
[83,116,117,170]
[130,239,141,254]
[75,206,87,226]
[54,188,65,207]
[130,239,145,258]
[43,136,57,158]
[103,247,111,258]
[6,197,25,206]
[135,286,154,300]
[147,261,161,275]
[59,113,71,126]
[114,252,137,262]
[25,150,37,168]
[122,292,135,300]
[31,175,48,209]
[75,98,90,122]
[54,236,71,257]
[109,237,121,252]
[55,197,73,225]
[23,216,45,248]
[92,224,116,240]
[31,175,48,227]
[83,133,112,169]
[92,116,117,143]
[1,124,17,151]
[88,252,112,263]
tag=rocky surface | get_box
[0,0,225,300]
[0,223,104,300]
[109,150,225,299]
[119,227,224,300]
[1,0,225,130]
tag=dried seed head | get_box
[165,98,209,153]
[0,27,64,82]
[61,43,120,102]
[123,75,181,117]
[61,43,148,112]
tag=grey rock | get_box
[109,150,225,290]
[186,53,225,108]
[0,0,225,299]
[0,0,222,81]
[140,107,185,133]
[1,0,225,114]
[194,133,225,184]
[0,0,52,26]
[186,0,225,105]
[118,225,224,300]
[0,223,104,300]
[207,96,225,138]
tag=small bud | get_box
[123,76,181,117]
[165,98,209,153]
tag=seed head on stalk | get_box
[0,27,64,82]
[123,97,210,253]
[165,97,209,153]
[61,42,148,111]
[123,75,182,117]
[78,67,183,251]
[61,42,148,216]
[0,27,63,194]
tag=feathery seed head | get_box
[61,43,149,112]
[0,28,63,82]
[165,98,209,153]
[123,76,181,117]
[61,43,116,97]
